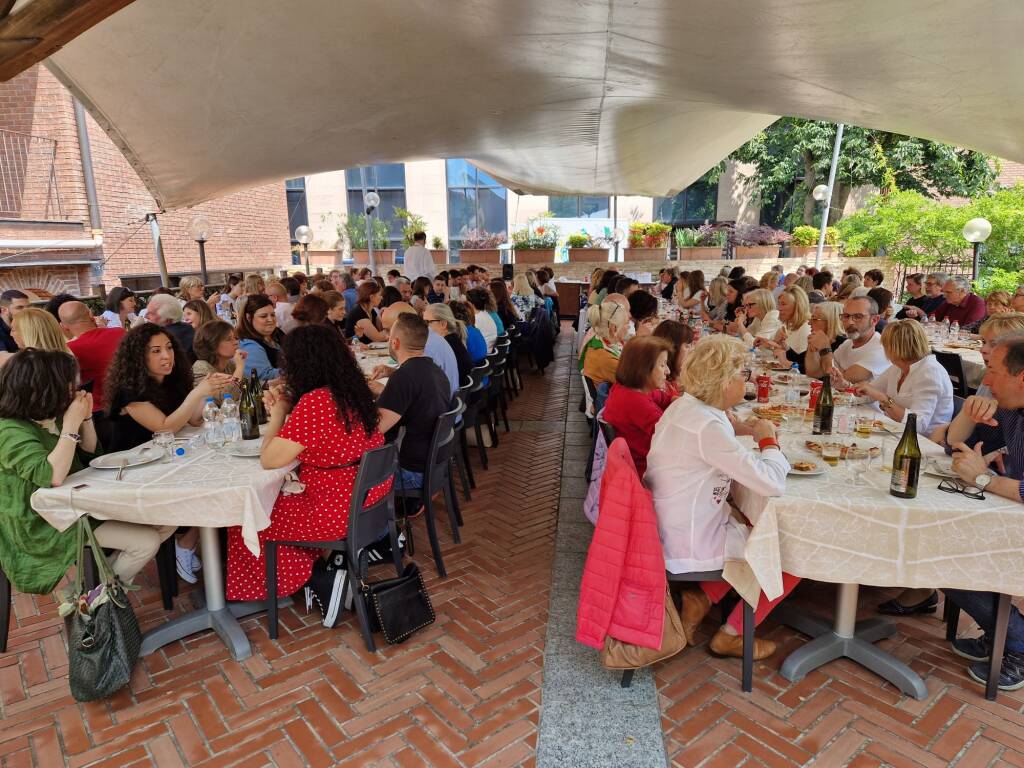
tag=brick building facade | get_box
[0,65,291,298]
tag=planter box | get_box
[458,248,501,264]
[733,245,781,260]
[567,247,611,263]
[787,245,840,261]
[514,248,556,264]
[677,246,725,261]
[350,249,396,265]
[623,247,669,262]
[430,249,448,264]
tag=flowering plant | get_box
[459,229,506,249]
[627,222,672,248]
[512,222,560,249]
[729,224,791,247]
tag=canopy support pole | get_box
[612,196,619,262]
[815,123,844,270]
[146,213,170,287]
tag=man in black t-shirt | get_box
[372,313,451,490]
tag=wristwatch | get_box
[883,396,896,409]
[974,472,993,490]
[818,348,831,358]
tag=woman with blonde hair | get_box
[802,301,846,376]
[0,308,70,366]
[795,274,814,294]
[581,297,630,386]
[758,271,776,291]
[676,270,706,310]
[177,276,205,305]
[729,288,781,344]
[836,274,862,301]
[763,285,811,362]
[511,274,542,319]
[587,267,607,304]
[701,276,729,323]
[646,335,796,660]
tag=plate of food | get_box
[923,456,957,479]
[786,453,827,476]
[752,404,806,425]
[228,438,263,458]
[833,392,871,406]
[90,446,164,470]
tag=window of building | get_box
[285,177,309,241]
[653,179,718,226]
[345,164,407,257]
[548,195,610,218]
[446,159,508,255]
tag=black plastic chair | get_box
[462,362,494,470]
[496,336,518,399]
[265,444,401,651]
[450,393,473,501]
[620,571,754,693]
[505,325,525,392]
[395,406,461,579]
[943,593,1012,701]
[486,347,511,435]
[934,351,969,398]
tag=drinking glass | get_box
[152,431,175,462]
[821,441,842,467]
[846,445,870,485]
[854,416,875,438]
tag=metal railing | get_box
[0,128,65,220]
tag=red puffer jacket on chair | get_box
[576,438,667,650]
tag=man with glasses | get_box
[934,276,986,327]
[941,334,1024,690]
[825,296,890,386]
[899,272,947,320]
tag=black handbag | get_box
[360,562,435,644]
[59,518,142,702]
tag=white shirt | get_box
[403,244,436,282]
[783,322,811,355]
[475,310,497,350]
[275,301,296,333]
[100,310,137,328]
[833,332,890,379]
[871,355,954,435]
[742,309,782,346]
[645,393,790,573]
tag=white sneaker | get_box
[175,544,198,584]
[190,551,202,573]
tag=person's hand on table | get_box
[63,391,93,431]
[963,395,999,426]
[951,441,990,485]
[370,364,396,381]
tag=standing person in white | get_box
[403,231,436,282]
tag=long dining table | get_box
[728,393,1023,699]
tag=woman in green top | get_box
[0,349,174,595]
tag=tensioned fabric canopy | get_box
[45,0,1024,211]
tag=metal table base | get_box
[777,583,929,700]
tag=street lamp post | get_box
[363,191,381,273]
[294,225,313,274]
[962,217,992,281]
[187,214,212,285]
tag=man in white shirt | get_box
[403,231,435,282]
[266,281,297,333]
[827,296,890,385]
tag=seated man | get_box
[370,302,459,398]
[371,314,451,492]
[146,293,195,360]
[944,334,1024,690]
[827,296,890,386]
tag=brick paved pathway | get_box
[2,322,1024,767]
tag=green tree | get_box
[731,119,998,227]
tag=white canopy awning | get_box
[45,0,1024,210]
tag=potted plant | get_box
[675,225,728,260]
[729,224,790,259]
[457,229,505,264]
[566,231,610,262]
[430,235,448,264]
[341,213,394,265]
[786,225,841,260]
[623,222,672,261]
[512,220,560,264]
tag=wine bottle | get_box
[889,413,922,499]
[812,374,834,435]
[238,379,260,440]
[249,369,267,425]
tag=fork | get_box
[116,458,128,481]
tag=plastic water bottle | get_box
[220,394,242,444]
[785,364,801,406]
[202,398,224,449]
[949,320,959,341]
[943,318,951,339]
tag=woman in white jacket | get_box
[729,289,781,346]
[645,335,800,660]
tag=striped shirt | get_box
[966,407,1024,481]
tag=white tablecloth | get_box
[933,344,985,389]
[725,405,1024,606]
[31,445,295,556]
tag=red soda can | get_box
[808,380,823,411]
[756,374,771,404]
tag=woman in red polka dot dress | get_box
[226,323,385,600]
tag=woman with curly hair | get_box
[236,294,285,382]
[225,323,385,601]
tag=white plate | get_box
[923,457,957,479]
[785,452,829,476]
[90,447,164,470]
[228,439,263,457]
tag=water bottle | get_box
[785,364,801,406]
[220,394,242,444]
[202,397,224,449]
[943,318,951,339]
[949,321,959,341]
[693,317,703,337]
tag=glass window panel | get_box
[475,165,501,188]
[548,196,578,218]
[345,169,363,189]
[477,187,508,235]
[376,189,407,239]
[372,163,406,189]
[347,190,365,217]
[580,196,609,218]
[285,177,305,190]
[448,188,477,239]
[445,159,476,188]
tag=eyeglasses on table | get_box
[938,478,986,500]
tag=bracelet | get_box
[883,396,896,409]
[82,417,93,423]
[758,437,780,451]
[61,432,81,444]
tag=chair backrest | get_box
[425,405,459,494]
[450,393,466,420]
[469,361,490,393]
[599,420,616,446]
[934,351,968,397]
[345,444,399,563]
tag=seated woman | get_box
[192,320,246,403]
[0,349,175,594]
[449,300,487,366]
[799,301,846,377]
[291,293,329,327]
[581,298,630,388]
[645,335,797,660]
[701,276,729,325]
[379,285,403,309]
[652,319,694,400]
[729,288,781,344]
[182,298,214,331]
[409,276,433,311]
[100,286,138,329]
[854,319,953,435]
[237,294,286,382]
[762,285,811,364]
[601,336,672,475]
[0,307,70,367]
[424,303,472,384]
[177,276,205,306]
[320,290,347,335]
[628,291,659,337]
[345,282,388,343]
[226,324,385,601]
[676,270,706,312]
[965,290,1013,334]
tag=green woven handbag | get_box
[59,518,142,702]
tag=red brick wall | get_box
[0,66,291,291]
[0,264,91,296]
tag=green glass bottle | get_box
[249,369,267,425]
[889,413,922,499]
[238,379,260,440]
[812,374,834,435]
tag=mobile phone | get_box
[77,379,94,393]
